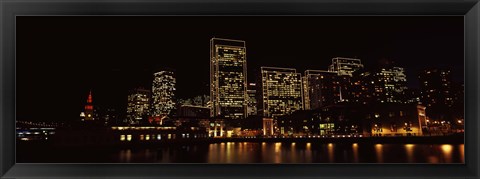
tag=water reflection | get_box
[119,149,131,163]
[114,142,463,163]
[460,144,464,163]
[328,143,334,162]
[405,144,415,163]
[352,143,359,163]
[441,144,453,163]
[375,144,383,163]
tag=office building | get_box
[151,70,176,117]
[374,67,408,103]
[126,88,151,125]
[418,69,453,108]
[260,67,303,118]
[328,57,364,76]
[210,38,248,119]
[303,70,341,110]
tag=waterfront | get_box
[17,142,464,163]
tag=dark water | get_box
[113,142,463,163]
[17,142,464,163]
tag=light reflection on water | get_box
[375,144,383,163]
[441,144,453,163]
[405,144,415,163]
[115,142,464,163]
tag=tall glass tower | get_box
[210,38,247,119]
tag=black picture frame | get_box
[1,0,479,178]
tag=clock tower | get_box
[84,90,94,121]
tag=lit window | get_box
[120,135,126,141]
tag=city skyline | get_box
[16,16,464,122]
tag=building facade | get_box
[277,104,427,137]
[328,57,364,76]
[247,83,258,116]
[419,69,454,108]
[260,67,303,118]
[303,70,341,110]
[126,88,151,125]
[373,67,408,103]
[151,70,176,117]
[210,38,248,119]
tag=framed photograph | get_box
[1,0,479,178]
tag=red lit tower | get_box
[85,90,94,120]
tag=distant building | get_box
[210,38,248,119]
[260,67,303,118]
[177,105,210,118]
[126,88,151,125]
[84,90,94,121]
[419,69,453,108]
[97,107,118,126]
[373,67,408,103]
[247,83,258,116]
[348,71,376,104]
[303,70,341,110]
[328,57,364,76]
[151,70,176,117]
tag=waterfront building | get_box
[210,38,248,119]
[262,118,274,136]
[277,103,427,137]
[151,71,176,117]
[367,104,426,137]
[328,57,364,76]
[126,88,151,125]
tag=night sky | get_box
[16,16,464,122]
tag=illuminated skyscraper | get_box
[151,70,176,117]
[261,67,303,118]
[126,88,151,125]
[210,38,247,119]
[328,57,364,76]
[84,90,94,121]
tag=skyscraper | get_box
[260,67,303,118]
[210,38,247,119]
[303,70,339,110]
[328,57,364,76]
[151,70,176,117]
[418,69,453,108]
[126,88,151,125]
[374,67,408,103]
